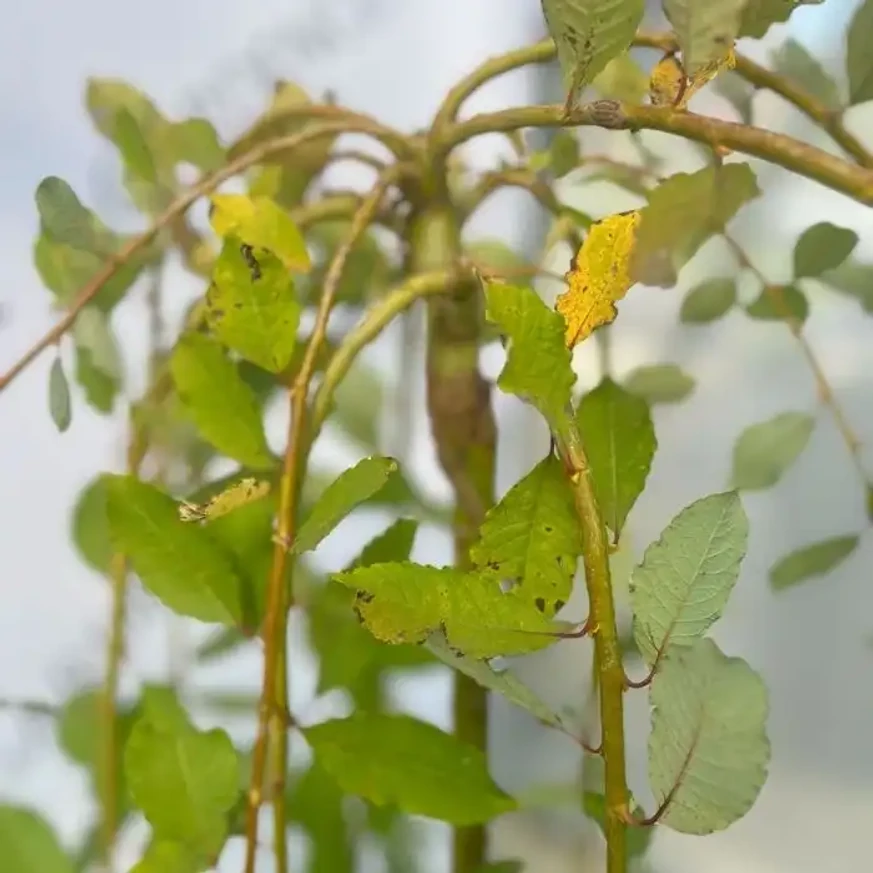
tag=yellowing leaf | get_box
[649,50,736,108]
[555,210,640,348]
[178,477,270,523]
[209,194,310,272]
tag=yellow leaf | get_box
[178,477,271,523]
[209,193,311,272]
[555,211,641,348]
[649,48,736,109]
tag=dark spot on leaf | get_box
[535,597,546,613]
[355,591,374,604]
[554,599,566,612]
[544,525,554,533]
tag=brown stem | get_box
[242,170,402,873]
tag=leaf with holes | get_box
[631,492,748,665]
[663,0,746,76]
[793,222,858,278]
[333,562,569,659]
[470,454,580,616]
[305,712,516,825]
[105,475,243,625]
[207,237,301,373]
[170,333,274,469]
[847,0,873,105]
[210,193,310,272]
[624,364,695,404]
[731,412,815,490]
[648,638,769,834]
[577,378,656,538]
[293,457,399,554]
[770,535,859,591]
[681,278,736,323]
[540,0,645,106]
[484,282,576,431]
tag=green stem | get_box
[411,204,496,872]
[559,414,628,873]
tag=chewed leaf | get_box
[209,193,310,272]
[178,477,270,523]
[333,562,572,659]
[304,712,516,825]
[631,492,748,666]
[470,455,580,617]
[556,210,640,348]
[648,639,769,834]
[484,282,576,431]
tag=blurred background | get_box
[1,1,872,871]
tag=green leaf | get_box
[740,0,824,38]
[474,863,524,873]
[210,193,310,273]
[333,562,567,659]
[112,109,158,185]
[624,364,695,404]
[540,0,645,104]
[125,701,240,855]
[771,39,841,110]
[663,0,747,76]
[48,357,72,432]
[470,455,580,616]
[349,517,419,570]
[745,285,808,323]
[577,378,656,538]
[75,342,119,414]
[169,118,225,172]
[0,806,74,873]
[206,237,301,373]
[648,638,770,834]
[793,222,858,278]
[129,841,201,873]
[330,359,383,449]
[680,277,737,323]
[104,474,243,625]
[170,333,274,469]
[847,0,873,105]
[631,492,748,665]
[549,130,579,178]
[592,52,649,104]
[582,792,652,858]
[35,177,103,252]
[426,634,565,730]
[71,476,112,573]
[293,457,399,554]
[820,258,873,313]
[73,307,123,381]
[731,411,815,490]
[466,240,531,276]
[633,164,760,287]
[305,712,516,825]
[769,535,859,590]
[484,281,576,431]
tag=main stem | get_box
[412,204,496,872]
[560,417,628,873]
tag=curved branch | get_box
[0,122,414,394]
[461,167,562,219]
[442,102,873,206]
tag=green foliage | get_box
[624,363,695,404]
[294,456,399,554]
[769,534,859,590]
[648,639,769,834]
[71,476,112,573]
[731,411,815,490]
[206,237,302,373]
[125,688,240,857]
[577,378,656,538]
[304,712,516,825]
[483,281,576,431]
[846,0,873,105]
[680,277,737,323]
[470,454,580,616]
[549,130,580,178]
[48,357,72,432]
[745,285,808,323]
[582,791,652,858]
[739,0,824,39]
[771,39,841,110]
[632,164,760,287]
[631,492,748,665]
[793,222,858,278]
[662,0,746,76]
[540,0,645,103]
[129,842,201,873]
[0,806,73,873]
[170,333,274,469]
[105,475,244,625]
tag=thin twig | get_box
[242,168,403,873]
[0,118,415,394]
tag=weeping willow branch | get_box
[242,168,404,873]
